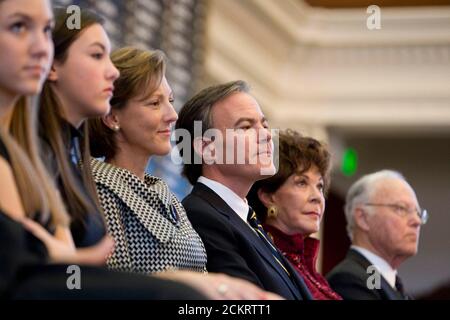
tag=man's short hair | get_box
[345,169,406,240]
[175,80,250,185]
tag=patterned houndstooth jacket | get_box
[90,158,207,274]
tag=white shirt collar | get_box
[351,245,398,289]
[197,176,249,223]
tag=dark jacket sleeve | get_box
[0,211,47,297]
[0,213,21,296]
[327,271,381,300]
[183,196,263,287]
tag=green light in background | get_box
[341,148,358,176]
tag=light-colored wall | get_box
[203,0,450,142]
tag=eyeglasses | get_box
[363,203,429,225]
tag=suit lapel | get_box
[381,278,404,300]
[91,158,178,243]
[192,183,305,299]
[231,214,306,300]
[348,249,404,300]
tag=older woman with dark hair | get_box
[247,129,342,300]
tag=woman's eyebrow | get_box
[6,12,32,21]
[89,42,106,51]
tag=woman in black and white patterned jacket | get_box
[87,47,207,274]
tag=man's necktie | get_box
[395,275,412,300]
[247,207,291,276]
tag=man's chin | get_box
[400,246,418,258]
[257,163,276,177]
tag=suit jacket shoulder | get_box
[327,249,403,300]
[182,183,311,300]
[182,189,262,286]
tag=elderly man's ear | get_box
[354,207,371,232]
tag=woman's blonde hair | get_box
[89,47,166,159]
[2,96,69,226]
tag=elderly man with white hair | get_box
[326,170,428,300]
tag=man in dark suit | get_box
[327,170,428,300]
[175,80,312,300]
